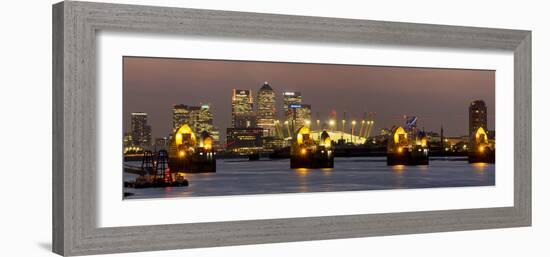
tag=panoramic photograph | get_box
[122,56,496,199]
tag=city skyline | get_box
[123,57,495,141]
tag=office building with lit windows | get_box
[231,89,256,128]
[226,127,263,153]
[189,104,219,145]
[256,82,277,136]
[282,91,301,134]
[130,112,152,148]
[172,103,219,146]
[282,91,311,134]
[172,104,189,133]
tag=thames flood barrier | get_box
[120,56,499,198]
[290,126,334,169]
[386,117,429,166]
[468,127,495,163]
[168,124,216,173]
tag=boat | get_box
[125,150,189,188]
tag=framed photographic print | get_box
[52,1,531,256]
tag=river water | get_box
[123,157,494,199]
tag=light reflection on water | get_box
[391,165,406,172]
[295,168,310,192]
[123,157,495,199]
[390,165,406,188]
[472,162,489,171]
[471,162,490,181]
[295,168,311,175]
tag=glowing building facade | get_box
[283,91,311,135]
[189,104,219,145]
[256,82,277,136]
[232,89,256,128]
[172,104,219,146]
[283,91,301,134]
[226,127,263,153]
[283,91,302,120]
[172,104,189,133]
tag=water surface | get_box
[123,157,494,199]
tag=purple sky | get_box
[123,56,495,141]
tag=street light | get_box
[365,120,374,138]
[341,119,346,140]
[359,120,365,140]
[351,120,356,144]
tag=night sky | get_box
[123,56,495,141]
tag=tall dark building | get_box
[256,82,276,136]
[469,100,487,136]
[231,89,256,128]
[130,112,151,148]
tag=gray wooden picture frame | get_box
[52,1,531,256]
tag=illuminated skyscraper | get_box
[283,91,302,118]
[282,91,311,134]
[469,100,487,136]
[130,112,151,147]
[187,106,201,130]
[187,106,209,132]
[256,82,276,136]
[172,104,189,132]
[189,104,219,144]
[283,91,301,134]
[172,103,219,146]
[231,89,255,128]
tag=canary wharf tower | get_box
[256,82,276,136]
[231,89,255,128]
